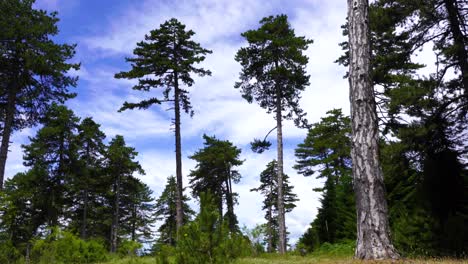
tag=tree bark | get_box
[174,71,184,233]
[0,85,17,190]
[347,0,399,259]
[443,0,468,97]
[275,85,286,254]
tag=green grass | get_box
[98,243,466,264]
[99,255,467,264]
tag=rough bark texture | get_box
[347,0,399,259]
[443,0,468,96]
[276,86,286,254]
[174,72,184,233]
[0,86,17,190]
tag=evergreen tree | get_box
[115,18,212,232]
[294,109,355,246]
[250,160,298,252]
[338,0,468,255]
[104,135,144,253]
[0,171,43,253]
[347,0,399,259]
[0,0,79,189]
[120,176,156,244]
[235,14,312,253]
[154,176,194,246]
[22,104,80,228]
[70,117,106,239]
[188,135,243,232]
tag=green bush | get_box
[118,240,142,257]
[30,227,109,263]
[175,192,252,263]
[0,239,22,264]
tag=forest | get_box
[0,0,467,263]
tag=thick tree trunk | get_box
[347,0,399,259]
[0,86,17,190]
[443,0,468,97]
[275,86,286,254]
[110,173,121,253]
[173,72,184,233]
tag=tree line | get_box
[0,0,467,262]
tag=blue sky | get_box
[7,0,354,244]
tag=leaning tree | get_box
[235,14,312,254]
[115,18,211,232]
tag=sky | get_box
[6,0,353,244]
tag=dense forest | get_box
[0,0,467,263]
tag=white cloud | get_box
[8,0,356,244]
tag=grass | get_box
[99,255,467,264]
[99,243,466,264]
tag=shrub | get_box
[30,227,108,263]
[175,192,252,263]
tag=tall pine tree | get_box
[235,14,312,253]
[115,18,212,233]
[347,0,399,259]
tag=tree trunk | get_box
[131,203,137,242]
[275,85,286,254]
[225,166,236,231]
[267,191,273,253]
[443,0,468,97]
[110,173,121,253]
[0,86,17,190]
[173,72,184,233]
[347,0,399,259]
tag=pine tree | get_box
[235,14,312,253]
[104,135,144,253]
[250,160,298,252]
[0,0,79,189]
[338,0,468,255]
[347,0,399,259]
[120,176,156,244]
[0,171,42,252]
[294,109,355,245]
[154,176,194,246]
[188,135,243,232]
[22,104,80,228]
[72,117,106,239]
[115,18,212,233]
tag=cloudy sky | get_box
[6,0,353,244]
